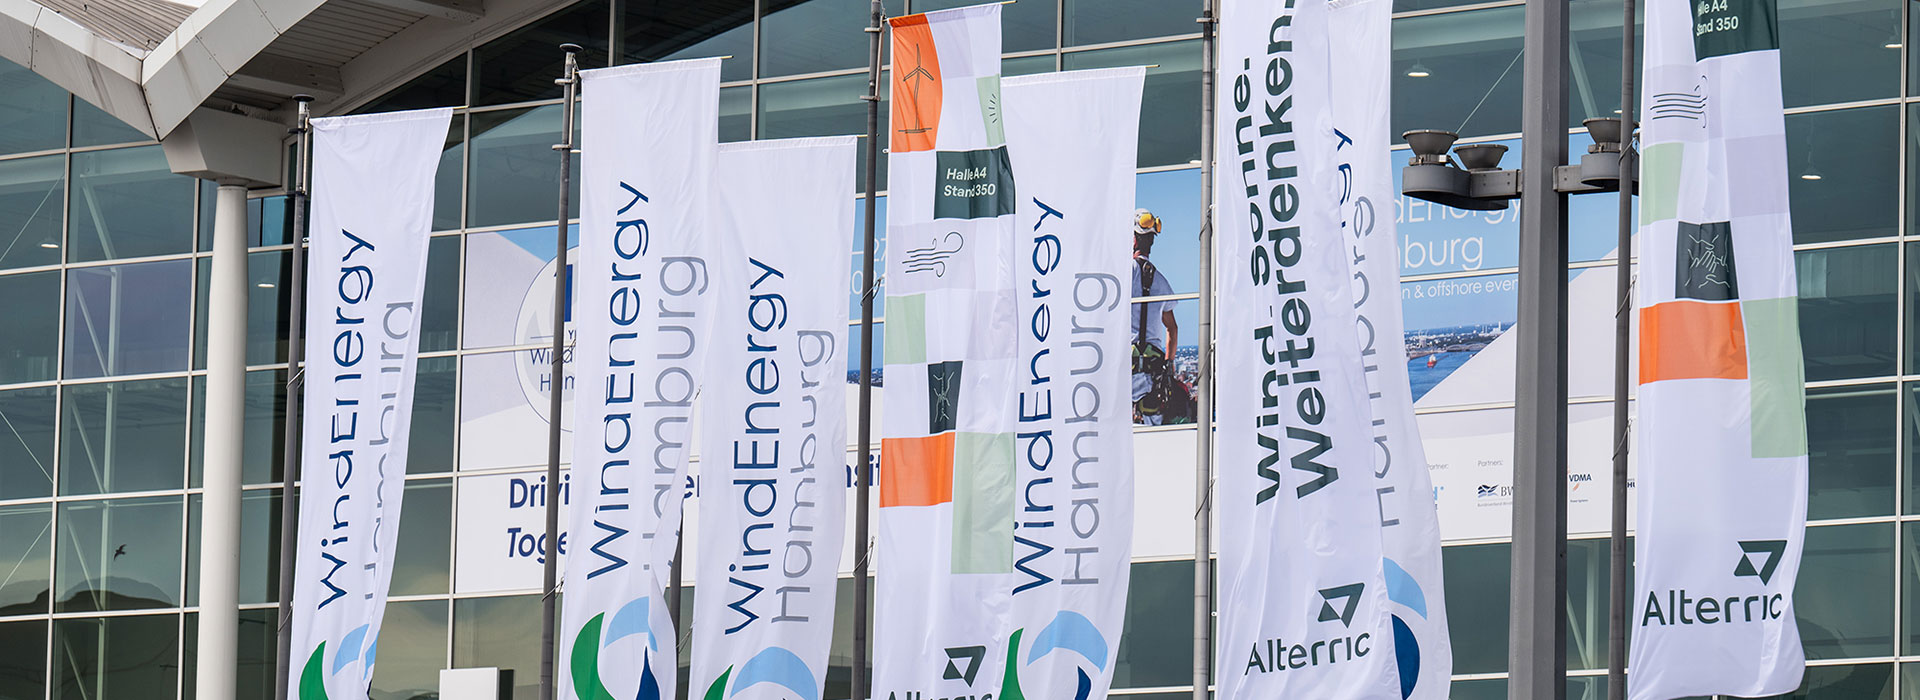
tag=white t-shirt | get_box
[1130,257,1175,353]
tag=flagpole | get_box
[541,42,582,700]
[853,2,884,699]
[1607,0,1637,695]
[1192,3,1218,700]
[272,93,314,700]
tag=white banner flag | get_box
[291,106,452,700]
[691,136,857,700]
[875,4,1022,699]
[1329,0,1453,696]
[562,58,720,700]
[1213,0,1402,696]
[997,67,1143,700]
[1628,0,1808,695]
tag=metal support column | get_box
[1192,3,1218,700]
[1511,0,1572,695]
[541,43,582,700]
[1607,0,1638,696]
[854,3,884,699]
[197,181,249,700]
[273,95,313,700]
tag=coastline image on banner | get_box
[693,136,857,700]
[1002,66,1144,700]
[1212,0,1401,696]
[874,4,1024,700]
[291,106,454,700]
[1627,0,1810,694]
[561,57,720,700]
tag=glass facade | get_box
[0,0,1911,698]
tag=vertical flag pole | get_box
[273,93,314,700]
[1192,3,1218,700]
[542,42,583,700]
[1607,0,1637,696]
[854,2,884,699]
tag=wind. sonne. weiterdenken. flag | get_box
[874,4,1023,700]
[1628,0,1809,696]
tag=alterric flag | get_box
[562,57,720,700]
[1213,0,1402,696]
[1000,66,1143,700]
[874,4,1022,700]
[1628,0,1808,695]
[291,106,452,700]
[692,136,857,700]
[1328,0,1453,696]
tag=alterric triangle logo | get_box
[1734,539,1787,585]
[942,646,985,686]
[1317,584,1364,628]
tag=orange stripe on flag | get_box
[889,14,942,153]
[1639,300,1748,384]
[880,433,955,507]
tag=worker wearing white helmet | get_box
[1130,208,1181,425]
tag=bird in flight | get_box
[112,545,126,559]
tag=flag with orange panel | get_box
[874,5,1022,700]
[1629,0,1808,695]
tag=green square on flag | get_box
[951,431,1014,574]
[885,293,927,365]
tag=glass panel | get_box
[72,97,151,147]
[188,371,290,487]
[200,251,297,368]
[0,387,55,500]
[0,271,60,384]
[412,356,458,473]
[760,0,905,77]
[1567,0,1641,126]
[437,115,464,232]
[255,195,293,247]
[720,85,751,142]
[469,105,581,229]
[67,146,194,262]
[617,0,752,81]
[471,0,611,106]
[1898,523,1920,653]
[51,614,179,700]
[422,235,461,353]
[0,619,47,699]
[0,153,66,270]
[759,73,870,139]
[1112,560,1193,688]
[1003,54,1054,77]
[1758,663,1893,699]
[1443,542,1510,675]
[1393,6,1525,141]
[1799,523,1893,659]
[1797,243,1897,382]
[55,496,185,612]
[184,490,282,606]
[1800,383,1894,519]
[0,58,68,155]
[391,478,451,595]
[370,599,449,700]
[1779,0,1899,108]
[1792,105,1895,244]
[181,609,278,700]
[60,378,189,496]
[921,0,1056,52]
[454,595,542,700]
[1565,538,1622,671]
[359,54,469,113]
[197,180,216,252]
[1062,40,1202,168]
[1063,0,1197,46]
[64,259,193,379]
[0,503,51,614]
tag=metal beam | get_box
[355,0,481,23]
[229,53,343,99]
[1510,0,1571,696]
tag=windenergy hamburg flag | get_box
[291,106,452,700]
[1628,0,1808,695]
[1329,0,1452,696]
[875,4,1021,700]
[692,136,857,700]
[1213,0,1402,696]
[562,57,720,700]
[1001,66,1144,700]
